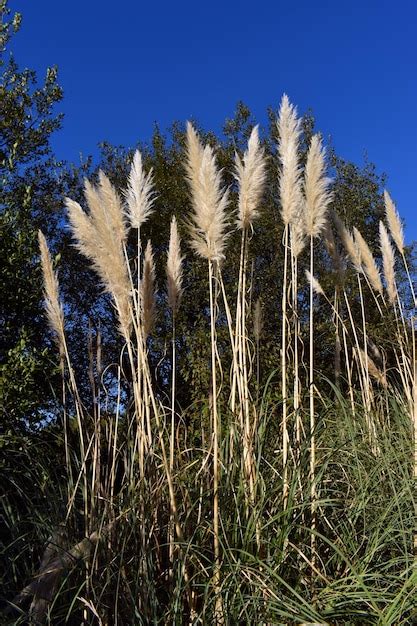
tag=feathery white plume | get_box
[38,230,65,354]
[384,190,404,255]
[304,134,332,238]
[125,150,155,229]
[235,125,267,229]
[277,94,303,226]
[186,123,229,262]
[333,212,362,272]
[166,216,184,313]
[305,269,324,296]
[66,174,131,339]
[353,227,383,294]
[379,221,398,305]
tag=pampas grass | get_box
[186,122,229,620]
[9,96,417,625]
[379,221,398,306]
[304,131,332,566]
[66,174,131,341]
[277,94,304,506]
[37,230,65,355]
[186,123,229,263]
[235,125,266,230]
[384,189,416,306]
[125,150,155,229]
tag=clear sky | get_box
[10,0,417,241]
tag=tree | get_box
[0,0,64,429]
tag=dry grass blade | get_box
[379,221,398,305]
[235,125,267,229]
[166,215,184,312]
[186,123,229,262]
[277,94,303,226]
[38,230,65,354]
[125,150,155,229]
[142,239,156,338]
[384,190,404,255]
[353,227,383,294]
[304,135,332,238]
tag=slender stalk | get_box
[209,260,222,622]
[282,224,290,507]
[309,235,316,566]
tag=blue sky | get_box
[10,0,417,240]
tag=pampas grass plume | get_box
[186,123,229,262]
[333,212,362,272]
[166,216,183,313]
[38,230,65,354]
[304,134,332,238]
[379,221,398,305]
[277,94,303,227]
[65,175,131,339]
[353,227,383,294]
[384,190,404,255]
[235,125,267,229]
[306,269,324,296]
[125,150,155,229]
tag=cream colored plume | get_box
[379,221,398,305]
[124,150,155,229]
[384,190,404,255]
[186,123,229,262]
[277,94,303,226]
[353,227,383,294]
[166,216,184,313]
[38,230,65,354]
[66,174,131,340]
[234,125,267,229]
[304,134,332,238]
[290,206,306,257]
[141,240,156,338]
[333,212,361,272]
[359,348,388,388]
[305,269,324,296]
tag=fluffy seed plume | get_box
[166,216,184,313]
[125,150,155,229]
[384,190,404,255]
[235,125,267,229]
[304,134,332,238]
[290,206,307,257]
[253,298,263,342]
[379,221,398,305]
[65,174,131,340]
[305,269,324,296]
[359,348,388,388]
[353,227,383,294]
[333,212,361,272]
[142,240,156,338]
[277,94,303,226]
[186,123,229,262]
[38,231,65,355]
